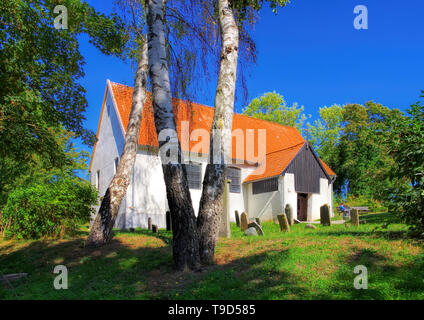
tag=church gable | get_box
[284,143,329,194]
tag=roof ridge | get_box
[265,142,305,156]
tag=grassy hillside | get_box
[1,213,423,299]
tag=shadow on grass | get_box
[314,229,408,240]
[0,233,308,300]
[360,212,401,224]
[118,228,173,246]
[0,236,173,299]
[1,225,423,300]
[173,249,308,300]
[322,247,424,299]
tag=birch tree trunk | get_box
[197,0,239,264]
[145,0,200,271]
[86,41,148,246]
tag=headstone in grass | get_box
[244,227,258,236]
[240,212,249,231]
[285,204,294,226]
[166,211,172,231]
[235,210,240,227]
[305,224,316,229]
[255,217,261,226]
[248,221,264,235]
[320,204,331,226]
[351,209,360,226]
[277,213,290,232]
[152,225,158,233]
[148,217,152,231]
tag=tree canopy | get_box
[242,91,309,133]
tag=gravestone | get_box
[244,227,258,236]
[166,211,172,231]
[255,218,262,226]
[277,213,290,232]
[248,221,264,236]
[240,212,249,231]
[235,210,240,227]
[152,225,158,233]
[320,204,331,226]
[148,217,152,231]
[219,179,231,238]
[285,204,294,226]
[351,209,360,226]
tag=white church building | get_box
[89,80,336,229]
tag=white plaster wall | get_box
[119,149,168,229]
[309,178,331,221]
[282,173,297,221]
[90,90,127,226]
[329,181,334,218]
[117,149,255,229]
[245,179,282,222]
[228,165,255,222]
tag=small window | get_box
[114,157,119,174]
[227,167,241,193]
[96,170,100,190]
[252,178,278,195]
[186,163,201,190]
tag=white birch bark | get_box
[197,0,239,264]
[86,41,148,246]
[146,0,200,271]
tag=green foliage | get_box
[387,92,424,238]
[335,194,387,213]
[242,91,310,133]
[307,101,406,202]
[1,170,97,240]
[0,126,98,239]
[306,104,343,168]
[0,0,128,148]
[0,0,126,229]
[230,0,290,18]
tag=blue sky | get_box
[78,0,424,168]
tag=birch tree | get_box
[197,0,290,264]
[86,0,219,248]
[86,40,148,246]
[145,0,201,270]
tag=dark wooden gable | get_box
[284,143,329,194]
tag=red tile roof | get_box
[243,143,305,183]
[89,80,336,182]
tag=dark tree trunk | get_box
[196,0,239,265]
[146,0,200,271]
[86,41,148,246]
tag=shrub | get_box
[1,171,98,239]
[387,93,424,238]
[335,194,387,213]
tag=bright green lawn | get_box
[1,212,423,300]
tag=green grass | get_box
[1,213,423,300]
